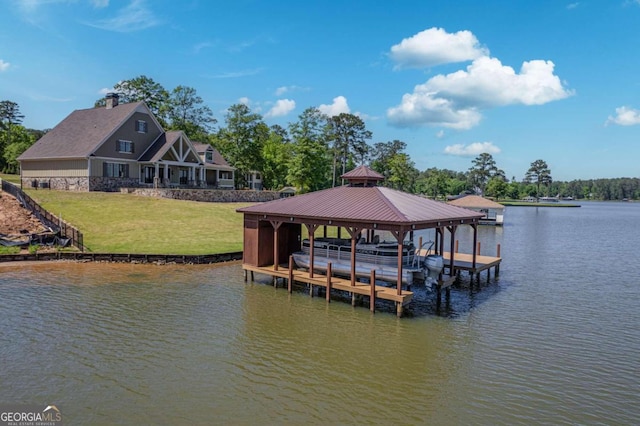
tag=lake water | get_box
[1,202,639,425]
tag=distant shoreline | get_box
[499,201,581,207]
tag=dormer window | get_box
[136,120,148,133]
[118,139,134,153]
[205,151,213,163]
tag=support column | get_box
[394,229,406,296]
[326,262,332,302]
[448,225,457,278]
[270,221,282,271]
[305,224,318,278]
[346,227,362,287]
[472,224,478,271]
[370,269,376,313]
[288,255,294,293]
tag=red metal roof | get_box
[341,165,384,180]
[237,186,483,226]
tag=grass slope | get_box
[26,190,252,254]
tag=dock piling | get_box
[326,262,332,302]
[370,269,376,313]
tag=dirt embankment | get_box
[0,191,48,236]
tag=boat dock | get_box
[243,258,416,316]
[417,242,502,284]
[243,257,460,316]
[237,165,502,317]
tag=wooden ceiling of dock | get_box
[237,185,484,229]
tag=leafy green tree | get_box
[261,125,291,190]
[0,100,25,172]
[166,85,216,140]
[216,104,267,189]
[468,153,504,195]
[326,113,372,186]
[370,140,406,183]
[287,107,331,192]
[506,181,521,199]
[485,177,508,200]
[524,159,552,200]
[416,168,447,198]
[94,75,170,124]
[387,153,418,192]
[2,125,35,173]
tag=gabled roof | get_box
[192,142,231,166]
[238,185,483,226]
[138,131,203,165]
[448,195,505,210]
[18,101,145,160]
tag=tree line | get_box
[1,75,638,200]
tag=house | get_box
[17,93,234,191]
[192,143,235,189]
[447,194,505,226]
[245,171,263,191]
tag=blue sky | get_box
[1,0,639,181]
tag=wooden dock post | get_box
[326,262,332,302]
[288,255,294,293]
[244,269,247,282]
[370,269,376,313]
[477,241,481,255]
[496,244,501,276]
[455,239,459,253]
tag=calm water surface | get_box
[1,202,639,425]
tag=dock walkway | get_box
[243,262,430,316]
[417,249,502,282]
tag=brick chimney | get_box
[105,93,119,109]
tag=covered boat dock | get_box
[236,166,501,316]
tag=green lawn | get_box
[0,173,21,185]
[25,190,252,254]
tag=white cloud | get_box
[444,142,501,156]
[275,85,308,96]
[606,106,640,126]
[205,68,263,79]
[192,41,213,54]
[390,27,488,69]
[238,97,251,105]
[436,130,445,139]
[0,59,10,71]
[85,0,160,32]
[388,56,573,129]
[92,0,109,7]
[98,87,114,95]
[265,99,295,118]
[567,2,579,9]
[318,96,350,117]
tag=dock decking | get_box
[242,259,464,317]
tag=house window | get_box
[136,120,148,133]
[104,162,128,178]
[205,151,213,163]
[118,139,134,153]
[219,171,232,180]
